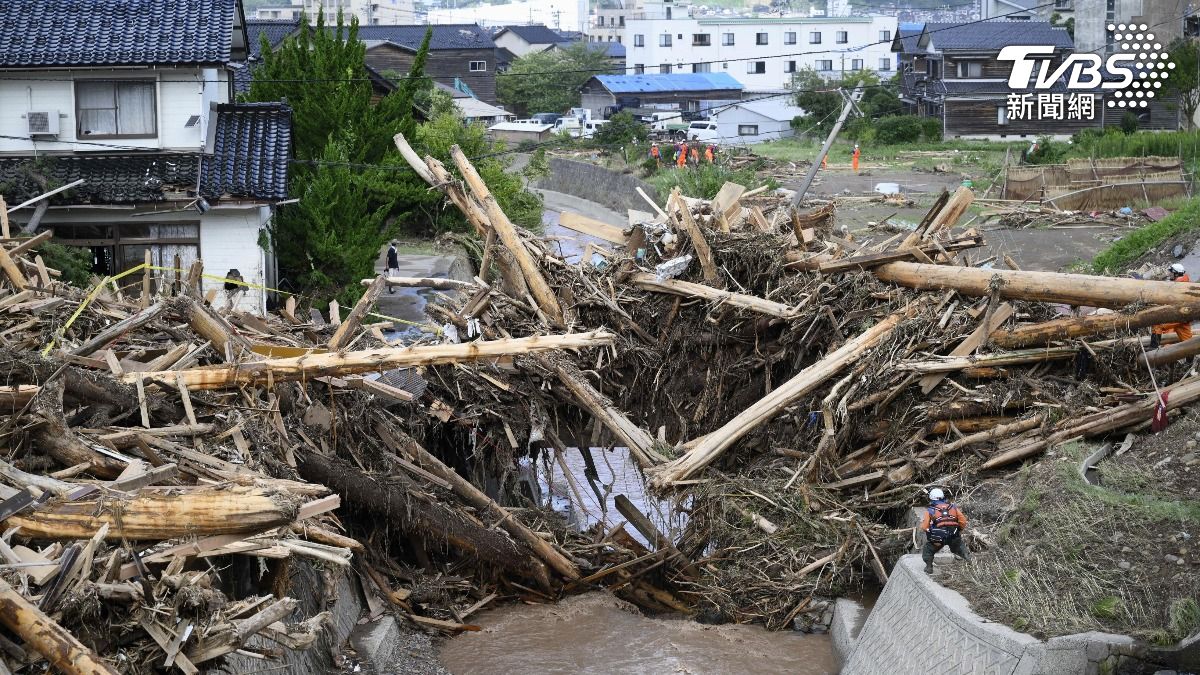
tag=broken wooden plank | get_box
[557,211,627,244]
[328,276,385,350]
[917,303,1013,395]
[631,273,803,319]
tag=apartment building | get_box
[254,0,418,25]
[1074,0,1189,53]
[589,0,680,44]
[625,16,897,91]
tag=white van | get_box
[686,121,719,142]
[554,118,608,139]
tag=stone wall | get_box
[533,157,660,215]
[838,555,1145,675]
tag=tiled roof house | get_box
[0,0,293,314]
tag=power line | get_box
[0,3,1062,85]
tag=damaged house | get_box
[0,0,293,313]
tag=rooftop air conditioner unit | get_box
[27,111,60,137]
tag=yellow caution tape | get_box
[43,263,443,353]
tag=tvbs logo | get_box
[998,23,1173,110]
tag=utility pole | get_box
[790,86,862,207]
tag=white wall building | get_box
[708,97,805,144]
[427,0,588,32]
[625,16,898,91]
[0,0,292,314]
[294,0,419,25]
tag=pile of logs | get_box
[3,130,1200,672]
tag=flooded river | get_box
[439,593,837,675]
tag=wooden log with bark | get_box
[872,262,1200,309]
[4,486,300,540]
[296,449,553,590]
[450,146,565,326]
[383,424,582,580]
[0,577,118,675]
[328,276,385,350]
[992,304,1200,348]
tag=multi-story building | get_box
[255,0,418,25]
[625,16,897,91]
[1074,0,1189,54]
[589,0,682,44]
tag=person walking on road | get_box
[385,241,400,294]
[1152,263,1192,346]
[921,488,969,574]
[852,143,861,173]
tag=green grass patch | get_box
[1091,197,1200,274]
[647,162,777,201]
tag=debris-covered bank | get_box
[1,133,1200,672]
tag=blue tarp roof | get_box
[593,72,743,94]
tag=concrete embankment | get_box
[532,157,660,214]
[834,555,1149,675]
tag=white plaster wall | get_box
[199,206,270,315]
[0,67,223,154]
[625,16,897,90]
[15,205,268,315]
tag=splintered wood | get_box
[3,135,1200,669]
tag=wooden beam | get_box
[992,304,1200,349]
[652,313,905,486]
[557,211,627,244]
[130,331,616,390]
[329,276,385,350]
[450,146,564,326]
[361,276,479,291]
[0,245,25,290]
[917,303,1013,395]
[631,273,803,318]
[4,486,298,540]
[982,376,1200,469]
[388,428,582,580]
[0,577,119,675]
[670,190,720,285]
[540,357,666,468]
[873,263,1200,309]
[70,303,167,357]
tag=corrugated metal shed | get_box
[592,73,744,95]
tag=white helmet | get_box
[929,488,945,501]
[1171,263,1186,276]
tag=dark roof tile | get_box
[246,18,300,57]
[923,20,1073,51]
[0,0,241,67]
[0,103,292,204]
[496,24,563,45]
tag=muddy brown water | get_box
[439,593,838,675]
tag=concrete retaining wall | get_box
[533,158,660,214]
[838,555,1144,675]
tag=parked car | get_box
[553,117,608,139]
[686,121,720,142]
[530,112,562,125]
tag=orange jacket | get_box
[920,502,968,531]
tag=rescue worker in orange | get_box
[676,142,687,168]
[852,143,861,173]
[704,144,714,164]
[689,144,700,166]
[920,488,969,574]
[1152,263,1193,347]
[650,142,661,168]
